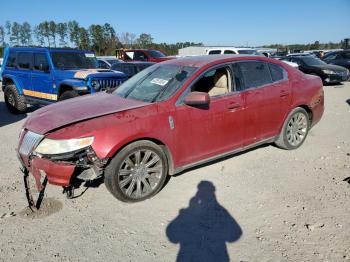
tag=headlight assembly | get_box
[322,69,336,74]
[91,80,100,90]
[35,137,94,155]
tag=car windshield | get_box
[148,50,166,58]
[50,51,98,69]
[114,64,197,103]
[300,57,327,66]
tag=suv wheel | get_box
[275,107,310,150]
[59,90,79,101]
[104,140,168,202]
[4,84,27,114]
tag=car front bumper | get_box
[323,72,350,83]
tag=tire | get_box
[275,107,310,150]
[104,140,168,202]
[59,90,79,101]
[4,84,27,114]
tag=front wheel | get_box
[104,140,168,202]
[275,107,310,150]
[4,84,27,114]
[59,90,79,101]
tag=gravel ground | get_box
[0,82,349,262]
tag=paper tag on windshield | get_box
[150,78,169,86]
[85,53,95,58]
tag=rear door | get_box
[236,61,289,145]
[16,52,33,96]
[31,52,56,101]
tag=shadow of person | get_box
[166,181,242,262]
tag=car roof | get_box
[162,54,270,67]
[8,47,94,53]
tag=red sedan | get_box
[17,55,324,202]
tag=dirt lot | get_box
[0,82,349,262]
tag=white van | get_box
[206,47,263,56]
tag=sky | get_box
[1,0,350,46]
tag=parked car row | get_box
[280,55,349,84]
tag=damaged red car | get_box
[17,55,324,203]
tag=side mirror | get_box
[184,92,210,108]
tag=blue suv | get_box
[1,47,127,113]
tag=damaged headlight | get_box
[35,137,94,155]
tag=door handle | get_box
[227,102,241,110]
[280,90,289,98]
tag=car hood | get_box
[24,93,150,134]
[55,69,126,80]
[310,64,347,72]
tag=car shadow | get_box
[166,181,242,262]
[173,144,270,177]
[346,99,350,106]
[0,101,38,128]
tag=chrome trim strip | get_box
[173,136,277,175]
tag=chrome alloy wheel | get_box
[118,149,163,199]
[286,112,308,146]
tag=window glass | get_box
[6,52,17,68]
[125,51,134,60]
[134,51,147,61]
[342,52,350,59]
[98,60,109,69]
[115,64,197,102]
[17,52,33,69]
[268,63,287,82]
[208,50,221,55]
[148,50,165,58]
[50,51,98,69]
[224,50,235,54]
[238,61,272,89]
[34,53,49,71]
[323,53,337,62]
[191,66,231,97]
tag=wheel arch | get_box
[58,83,74,98]
[2,75,22,93]
[106,137,175,176]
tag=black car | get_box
[323,50,350,70]
[111,61,155,78]
[281,56,349,84]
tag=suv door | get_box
[16,52,33,96]
[174,65,245,165]
[31,52,56,101]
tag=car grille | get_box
[95,79,122,90]
[19,131,44,156]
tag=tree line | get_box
[0,20,202,57]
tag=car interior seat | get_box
[208,69,230,96]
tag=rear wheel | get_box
[59,90,79,101]
[104,140,168,202]
[275,107,310,150]
[4,84,27,114]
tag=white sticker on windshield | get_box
[150,78,169,86]
[85,53,95,58]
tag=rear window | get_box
[268,63,287,82]
[208,50,221,55]
[238,61,272,89]
[17,52,33,69]
[6,52,17,68]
